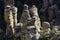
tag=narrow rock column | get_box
[30,5,41,32]
[20,4,31,40]
[29,5,41,40]
[9,8,14,34]
[12,7,18,25]
[4,0,15,36]
[20,4,31,27]
[4,5,14,35]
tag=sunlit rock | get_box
[29,5,41,40]
[20,4,31,27]
[42,22,51,35]
[4,5,14,36]
[29,5,41,32]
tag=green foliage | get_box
[0,29,3,33]
[22,21,27,27]
[0,29,4,40]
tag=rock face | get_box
[20,4,31,27]
[29,5,41,40]
[4,5,18,36]
[29,5,41,32]
[4,0,16,37]
[2,0,60,40]
[4,5,14,36]
[12,7,18,26]
[42,22,50,29]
